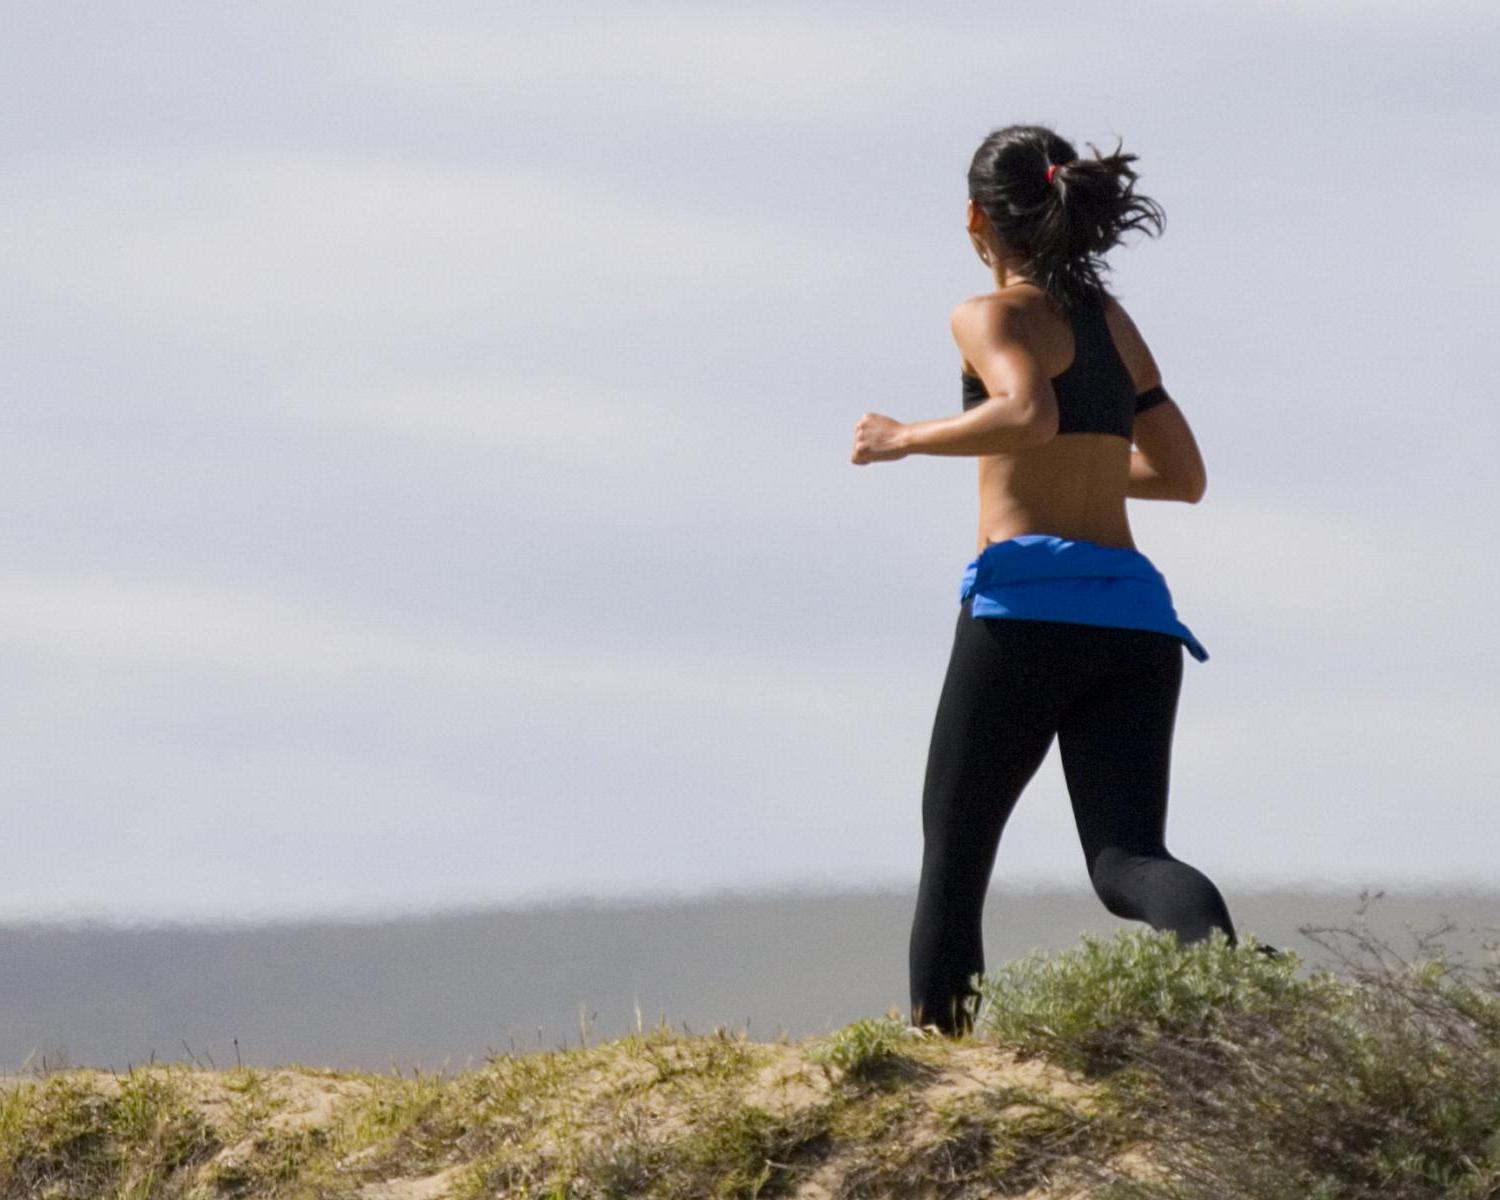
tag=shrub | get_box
[974,927,1325,1076]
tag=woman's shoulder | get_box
[951,284,1049,338]
[1095,293,1162,393]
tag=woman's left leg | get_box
[909,604,1073,1036]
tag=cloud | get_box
[0,569,911,724]
[0,149,860,360]
[1226,0,1496,25]
[353,10,1063,125]
[281,372,650,460]
[1139,496,1500,646]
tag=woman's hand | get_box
[850,412,911,465]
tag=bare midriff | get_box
[975,431,1136,556]
[969,284,1143,557]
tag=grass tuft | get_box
[806,1017,927,1087]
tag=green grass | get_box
[806,1015,925,1085]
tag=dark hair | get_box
[967,124,1166,316]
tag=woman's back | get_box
[958,282,1173,555]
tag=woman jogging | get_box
[850,124,1250,1038]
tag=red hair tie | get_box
[1045,163,1059,184]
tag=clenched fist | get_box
[850,412,910,465]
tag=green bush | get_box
[973,926,1333,1075]
[975,919,1500,1199]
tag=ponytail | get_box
[968,125,1166,315]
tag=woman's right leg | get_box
[909,601,1071,1036]
[1056,629,1238,948]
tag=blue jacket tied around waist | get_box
[959,534,1210,663]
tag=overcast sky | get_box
[3,1,1497,924]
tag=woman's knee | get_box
[1086,843,1237,945]
[1086,843,1172,917]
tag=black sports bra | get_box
[961,295,1170,438]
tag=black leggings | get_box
[909,595,1238,1035]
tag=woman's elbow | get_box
[1024,400,1059,446]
